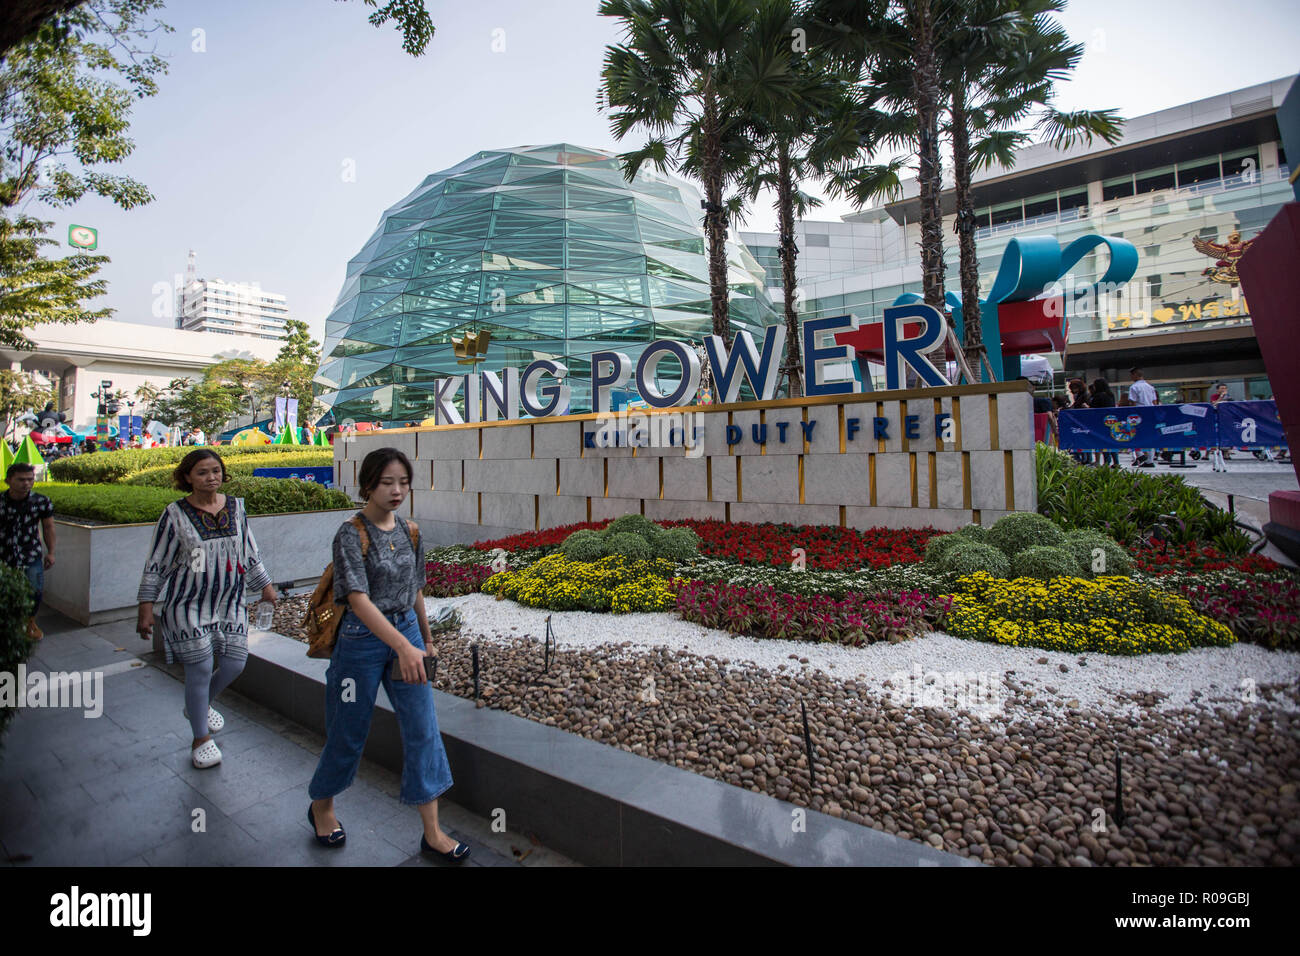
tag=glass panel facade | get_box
[318,145,778,423]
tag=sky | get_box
[32,0,1300,344]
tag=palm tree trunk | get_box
[701,77,730,345]
[775,141,803,398]
[950,83,985,382]
[911,1,945,311]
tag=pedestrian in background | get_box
[1127,368,1158,467]
[1,463,56,641]
[1089,379,1120,467]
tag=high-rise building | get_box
[741,75,1295,404]
[175,250,290,341]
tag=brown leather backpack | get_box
[303,515,421,659]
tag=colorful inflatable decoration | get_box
[274,425,301,445]
[231,427,273,447]
[312,429,331,447]
[14,433,45,466]
[881,234,1139,381]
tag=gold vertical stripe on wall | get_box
[838,405,846,454]
[460,460,465,492]
[869,454,877,506]
[477,492,482,524]
[928,452,938,509]
[933,397,943,449]
[798,455,805,504]
[839,504,846,528]
[586,498,592,523]
[659,457,665,500]
[876,401,886,452]
[728,412,735,455]
[989,394,1000,449]
[801,406,810,454]
[736,456,743,502]
[534,495,539,531]
[725,502,731,523]
[973,509,982,525]
[603,458,609,497]
[759,409,767,456]
[900,400,910,454]
[706,457,713,501]
[640,498,646,516]
[430,460,435,491]
[555,459,560,495]
[1004,450,1015,510]
[478,429,483,460]
[909,452,918,508]
[953,397,963,452]
[962,452,972,509]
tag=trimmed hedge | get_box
[987,512,1067,558]
[1062,530,1133,579]
[938,541,1011,578]
[1011,546,1082,581]
[49,444,328,485]
[122,451,334,487]
[555,515,700,563]
[10,479,353,524]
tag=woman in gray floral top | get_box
[306,447,467,862]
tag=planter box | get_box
[42,508,357,626]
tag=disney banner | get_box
[1215,400,1288,449]
[1058,400,1285,451]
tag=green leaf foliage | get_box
[0,563,35,747]
[1010,545,1082,581]
[121,451,334,486]
[1062,530,1132,579]
[937,540,1011,578]
[49,444,331,484]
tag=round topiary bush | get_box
[924,533,966,566]
[606,531,652,562]
[560,528,608,563]
[1063,530,1133,578]
[1011,546,1082,581]
[988,512,1067,558]
[939,541,1011,578]
[954,523,989,543]
[605,513,659,541]
[656,526,700,562]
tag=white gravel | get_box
[435,593,1300,722]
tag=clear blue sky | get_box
[36,0,1300,343]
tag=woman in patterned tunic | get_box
[136,449,278,768]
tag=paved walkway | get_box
[1,609,576,868]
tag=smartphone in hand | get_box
[390,654,437,683]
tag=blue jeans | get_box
[25,560,43,614]
[307,608,454,806]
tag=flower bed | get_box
[481,553,676,613]
[475,518,935,571]
[1131,542,1281,575]
[1149,570,1300,651]
[944,572,1235,654]
[675,580,948,645]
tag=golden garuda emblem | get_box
[1192,230,1255,286]
[452,330,490,366]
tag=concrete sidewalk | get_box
[0,608,576,867]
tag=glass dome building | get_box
[316,144,778,424]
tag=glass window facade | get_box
[317,145,777,424]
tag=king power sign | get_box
[430,303,953,426]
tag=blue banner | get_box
[252,466,334,487]
[1058,404,1217,451]
[1058,400,1286,451]
[1215,400,1288,448]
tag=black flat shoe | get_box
[308,804,345,848]
[420,834,469,863]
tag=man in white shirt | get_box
[1127,368,1158,467]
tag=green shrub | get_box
[954,523,989,543]
[49,444,325,484]
[606,531,652,562]
[605,513,660,541]
[1062,530,1133,579]
[560,528,608,562]
[656,526,700,562]
[988,511,1067,558]
[122,451,334,487]
[1011,546,1082,581]
[923,533,964,565]
[938,541,1011,578]
[9,479,352,524]
[0,564,36,748]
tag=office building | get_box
[175,251,291,341]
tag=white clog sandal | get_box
[191,740,222,769]
[184,706,225,733]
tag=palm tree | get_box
[947,0,1122,379]
[723,3,860,396]
[599,0,761,344]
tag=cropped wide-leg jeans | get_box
[308,607,453,806]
